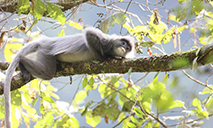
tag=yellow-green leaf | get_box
[67,20,83,30]
[47,2,65,25]
[43,96,54,103]
[17,0,30,15]
[32,0,46,20]
[4,43,23,62]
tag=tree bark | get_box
[0,0,90,14]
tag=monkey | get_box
[4,27,135,128]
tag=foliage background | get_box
[0,0,213,128]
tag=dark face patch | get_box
[120,39,132,52]
[108,38,132,57]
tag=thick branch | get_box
[0,44,213,94]
[0,0,89,14]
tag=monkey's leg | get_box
[19,52,56,80]
[19,62,31,81]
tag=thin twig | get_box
[182,70,213,90]
[91,3,143,25]
[167,114,213,127]
[134,72,149,84]
[206,71,213,85]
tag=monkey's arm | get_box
[85,28,109,57]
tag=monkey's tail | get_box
[4,42,40,128]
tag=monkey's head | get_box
[110,36,135,59]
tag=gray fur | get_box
[4,27,135,128]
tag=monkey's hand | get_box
[114,56,125,59]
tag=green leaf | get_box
[82,77,88,88]
[58,29,65,37]
[192,57,198,71]
[32,0,46,20]
[98,84,106,98]
[86,111,101,127]
[140,41,154,47]
[122,101,134,112]
[46,84,56,91]
[130,26,149,41]
[10,105,20,128]
[162,28,173,44]
[175,6,188,21]
[17,0,30,15]
[192,98,202,109]
[200,85,213,95]
[85,100,94,108]
[92,102,107,117]
[72,90,87,104]
[141,101,152,113]
[112,13,127,25]
[99,13,127,33]
[154,90,174,111]
[154,122,160,127]
[164,74,168,85]
[69,117,79,127]
[194,109,209,118]
[67,20,83,30]
[99,16,115,33]
[47,2,66,25]
[55,115,79,127]
[196,47,201,56]
[107,100,120,121]
[177,0,188,4]
[118,113,127,126]
[39,104,45,114]
[43,96,54,103]
[88,77,94,87]
[190,0,205,15]
[128,67,132,77]
[32,97,39,107]
[44,112,54,126]
[107,107,120,121]
[50,93,60,100]
[34,111,54,127]
[169,100,185,109]
[127,122,136,127]
[178,25,188,32]
[149,77,166,93]
[154,72,160,79]
[144,121,152,128]
[111,76,121,85]
[55,115,69,126]
[130,116,139,124]
[134,107,145,119]
[205,98,213,113]
[11,90,21,106]
[25,20,38,34]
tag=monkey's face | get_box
[113,39,132,57]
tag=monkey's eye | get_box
[126,46,130,51]
[122,41,126,45]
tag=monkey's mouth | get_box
[119,47,126,54]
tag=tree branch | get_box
[0,44,213,94]
[0,0,90,14]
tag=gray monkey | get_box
[4,27,135,128]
